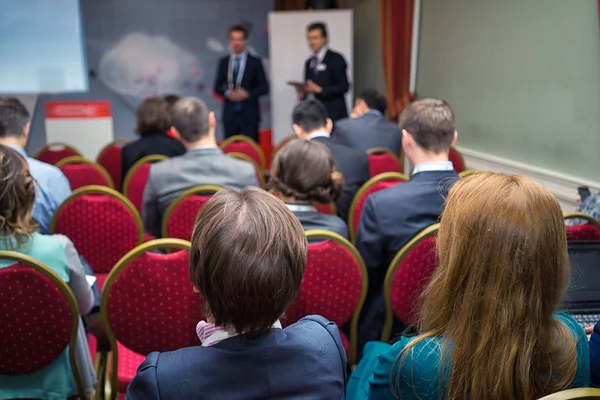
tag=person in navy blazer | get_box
[354,98,460,347]
[126,188,347,400]
[213,25,269,143]
[333,89,403,155]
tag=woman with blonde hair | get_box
[348,172,589,399]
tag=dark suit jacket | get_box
[125,316,347,400]
[214,52,269,125]
[311,136,369,223]
[333,111,403,155]
[290,208,349,240]
[304,49,349,121]
[121,132,185,181]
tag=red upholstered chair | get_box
[220,135,267,170]
[381,224,439,342]
[34,142,82,165]
[564,212,600,241]
[226,152,267,188]
[0,251,92,398]
[162,185,222,240]
[50,186,144,289]
[348,172,408,241]
[271,134,297,160]
[367,147,401,177]
[448,146,466,173]
[101,239,203,399]
[122,154,168,213]
[283,230,367,366]
[56,156,114,190]
[97,139,129,192]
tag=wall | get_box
[417,0,600,182]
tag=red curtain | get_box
[380,0,415,121]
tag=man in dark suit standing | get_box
[333,89,402,155]
[292,99,369,222]
[298,22,350,122]
[214,25,269,143]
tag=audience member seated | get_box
[348,172,590,400]
[121,97,186,180]
[570,189,600,225]
[142,97,259,238]
[334,89,402,155]
[126,188,347,399]
[292,99,369,222]
[0,98,71,233]
[355,98,459,345]
[0,145,97,399]
[271,138,348,239]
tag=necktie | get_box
[233,56,241,84]
[310,55,318,81]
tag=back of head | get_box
[358,89,387,115]
[292,99,328,134]
[163,94,180,113]
[399,98,455,153]
[136,97,171,135]
[171,97,210,143]
[403,172,576,399]
[0,97,29,139]
[190,188,307,337]
[271,139,343,204]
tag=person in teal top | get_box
[348,173,591,400]
[0,145,96,400]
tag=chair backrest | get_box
[220,135,266,169]
[96,139,129,192]
[538,388,600,400]
[50,186,144,275]
[162,185,223,240]
[348,172,408,241]
[34,142,82,165]
[381,224,439,342]
[448,146,466,173]
[271,134,297,160]
[226,152,266,188]
[0,251,86,398]
[122,154,168,213]
[56,156,114,190]
[101,239,204,392]
[367,147,401,177]
[458,169,480,178]
[564,212,600,241]
[284,230,367,365]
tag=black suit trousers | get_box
[224,116,259,143]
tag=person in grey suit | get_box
[142,97,259,238]
[333,89,402,155]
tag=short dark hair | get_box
[136,97,171,135]
[399,98,455,153]
[358,89,387,115]
[171,97,210,142]
[0,98,30,138]
[229,25,248,39]
[292,99,328,133]
[307,22,328,38]
[190,188,307,337]
[271,139,343,204]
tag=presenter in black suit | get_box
[214,25,269,142]
[298,22,350,122]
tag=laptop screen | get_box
[562,241,600,309]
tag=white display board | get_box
[268,10,354,143]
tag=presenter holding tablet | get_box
[214,25,269,142]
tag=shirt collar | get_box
[197,320,283,347]
[7,144,27,157]
[286,203,317,213]
[412,161,455,175]
[188,144,219,151]
[231,50,247,61]
[314,46,328,62]
[305,130,330,141]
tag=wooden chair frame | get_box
[226,152,267,188]
[33,142,82,163]
[122,154,168,198]
[220,134,267,169]
[56,156,115,189]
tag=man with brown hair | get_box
[127,188,347,399]
[355,98,460,345]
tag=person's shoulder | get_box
[555,312,586,337]
[327,49,346,61]
[148,156,182,179]
[28,232,68,255]
[286,316,344,352]
[27,156,66,179]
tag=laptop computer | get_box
[562,241,600,328]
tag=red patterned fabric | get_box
[222,141,264,168]
[88,333,97,363]
[53,193,142,275]
[368,153,401,177]
[352,180,405,235]
[448,148,466,173]
[36,146,80,165]
[125,163,151,213]
[97,145,123,191]
[389,236,438,326]
[0,265,73,374]
[314,202,335,215]
[284,240,363,329]
[59,163,112,190]
[96,273,108,290]
[115,342,146,393]
[566,224,600,241]
[166,195,214,240]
